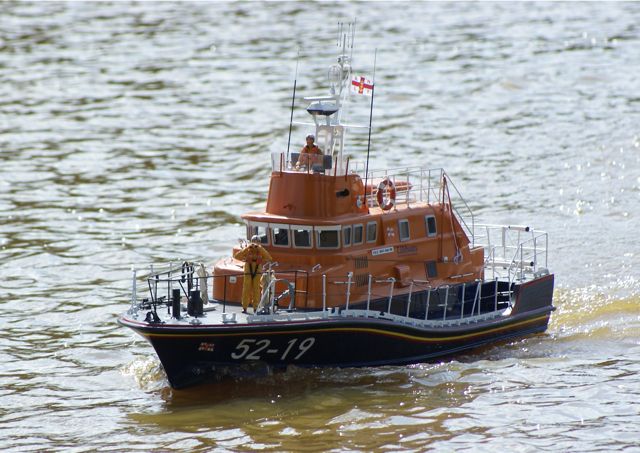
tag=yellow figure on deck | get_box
[233,235,273,313]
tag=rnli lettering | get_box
[230,338,316,361]
[372,246,394,256]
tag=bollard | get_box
[172,288,181,319]
[190,289,203,317]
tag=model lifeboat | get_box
[118,27,554,389]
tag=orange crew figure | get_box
[233,235,273,313]
[296,134,323,170]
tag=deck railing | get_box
[128,262,212,316]
[476,224,549,285]
[130,263,310,314]
[250,272,513,327]
[267,156,476,245]
[131,263,514,327]
[352,165,475,244]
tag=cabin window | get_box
[343,225,352,247]
[291,225,312,248]
[366,221,377,243]
[271,224,290,247]
[316,226,340,249]
[353,224,364,245]
[398,219,410,242]
[425,215,437,237]
[248,223,269,245]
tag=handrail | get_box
[443,171,475,244]
[477,224,549,285]
[131,265,525,325]
[267,159,478,245]
[358,167,475,244]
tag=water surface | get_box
[1,2,639,451]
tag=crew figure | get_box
[295,134,323,170]
[233,235,273,313]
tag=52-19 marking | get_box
[230,337,315,361]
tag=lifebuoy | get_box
[376,178,396,211]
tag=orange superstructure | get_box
[212,164,485,310]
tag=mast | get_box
[363,49,377,213]
[286,49,300,162]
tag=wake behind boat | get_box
[118,25,554,389]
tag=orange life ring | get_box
[376,178,396,210]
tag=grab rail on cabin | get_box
[477,224,549,285]
[441,171,475,245]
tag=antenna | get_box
[350,19,356,61]
[286,48,300,163]
[363,48,377,213]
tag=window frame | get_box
[248,221,270,245]
[270,223,291,248]
[398,219,410,242]
[352,224,364,245]
[366,221,377,243]
[291,224,313,249]
[425,215,437,237]
[315,225,341,249]
[342,225,352,248]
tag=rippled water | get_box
[1,2,639,451]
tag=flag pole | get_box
[286,48,300,164]
[363,49,377,213]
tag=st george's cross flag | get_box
[351,75,373,96]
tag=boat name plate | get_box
[372,246,394,257]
